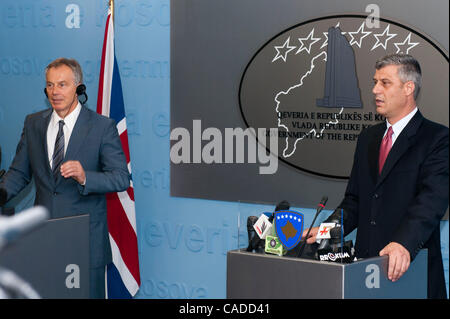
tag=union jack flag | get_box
[97,8,140,298]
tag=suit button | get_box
[373,193,379,199]
[53,192,58,196]
[370,221,376,226]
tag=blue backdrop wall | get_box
[0,0,448,298]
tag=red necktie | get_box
[378,126,393,174]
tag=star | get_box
[320,31,329,49]
[295,28,321,54]
[334,22,346,35]
[348,22,372,48]
[393,33,419,54]
[371,24,397,51]
[272,37,296,62]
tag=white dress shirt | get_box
[384,107,418,146]
[47,102,82,169]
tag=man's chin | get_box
[51,105,68,114]
[375,106,387,116]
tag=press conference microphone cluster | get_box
[246,200,290,253]
[316,209,354,263]
[296,196,328,258]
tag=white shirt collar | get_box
[385,107,418,144]
[50,102,82,131]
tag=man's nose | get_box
[372,82,381,95]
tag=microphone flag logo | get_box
[274,210,304,250]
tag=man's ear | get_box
[404,80,415,97]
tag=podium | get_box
[227,249,427,299]
[0,214,90,298]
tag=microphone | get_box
[329,226,343,245]
[0,206,49,250]
[265,200,290,256]
[316,196,328,215]
[270,200,290,223]
[315,207,344,254]
[246,216,264,252]
[296,196,328,258]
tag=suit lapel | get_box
[64,106,92,161]
[40,109,53,178]
[368,123,386,184]
[376,111,423,188]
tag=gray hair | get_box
[45,58,83,84]
[375,53,422,100]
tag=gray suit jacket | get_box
[0,106,130,268]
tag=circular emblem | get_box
[270,239,277,248]
[239,15,448,179]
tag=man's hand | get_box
[379,242,410,282]
[60,160,86,185]
[301,227,319,244]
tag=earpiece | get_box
[76,84,86,96]
[76,84,88,105]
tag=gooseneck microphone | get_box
[297,196,328,258]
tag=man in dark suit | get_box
[303,54,448,298]
[0,58,130,298]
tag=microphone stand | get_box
[296,197,327,258]
[296,211,320,258]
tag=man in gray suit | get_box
[0,58,130,298]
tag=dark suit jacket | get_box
[328,110,449,299]
[0,106,130,268]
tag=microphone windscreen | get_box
[330,226,342,238]
[247,216,258,229]
[274,200,290,212]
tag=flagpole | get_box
[109,0,114,23]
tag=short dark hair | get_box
[45,58,83,84]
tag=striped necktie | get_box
[52,120,65,179]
